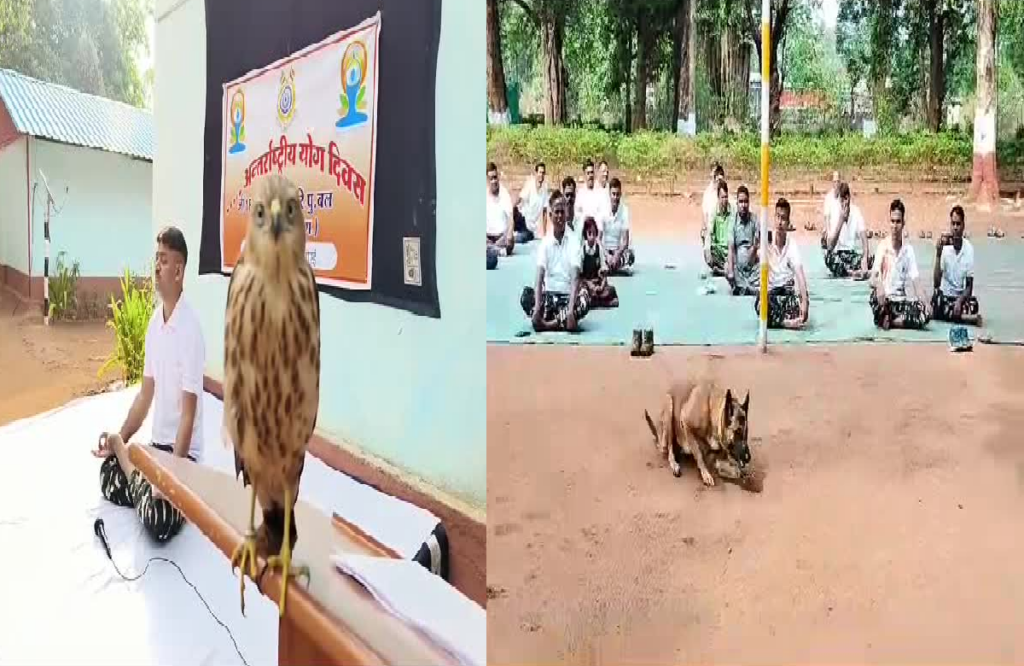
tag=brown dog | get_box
[644,380,751,486]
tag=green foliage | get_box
[0,0,151,107]
[488,124,1024,180]
[47,251,80,321]
[99,266,155,385]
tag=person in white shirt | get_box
[819,170,841,245]
[869,199,931,330]
[824,182,872,279]
[560,175,579,237]
[513,161,548,242]
[752,198,809,329]
[574,159,611,227]
[595,160,611,211]
[486,162,516,256]
[932,205,982,325]
[93,226,206,544]
[520,190,590,332]
[702,162,726,243]
[602,177,635,274]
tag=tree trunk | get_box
[541,14,567,125]
[632,11,655,131]
[670,1,683,133]
[750,0,790,138]
[871,0,895,125]
[926,0,945,132]
[677,0,696,134]
[722,23,751,129]
[968,0,999,208]
[623,30,633,132]
[486,0,510,125]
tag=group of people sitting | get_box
[486,159,637,332]
[488,155,985,335]
[701,163,983,331]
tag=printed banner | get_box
[219,13,381,289]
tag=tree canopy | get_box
[0,0,152,108]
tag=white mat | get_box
[0,388,443,666]
[333,553,486,666]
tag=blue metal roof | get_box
[0,68,154,161]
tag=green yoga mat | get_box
[486,238,1024,346]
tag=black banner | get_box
[200,0,441,318]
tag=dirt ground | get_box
[486,342,1024,664]
[0,289,115,426]
[621,190,1024,241]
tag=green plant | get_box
[47,251,80,321]
[98,266,156,385]
[487,125,1024,181]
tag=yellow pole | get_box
[758,0,771,353]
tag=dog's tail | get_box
[644,409,658,440]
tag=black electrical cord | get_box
[93,518,250,666]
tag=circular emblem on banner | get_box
[277,69,297,130]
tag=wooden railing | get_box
[129,444,457,666]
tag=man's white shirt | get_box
[938,239,975,298]
[537,232,582,295]
[872,239,920,299]
[486,185,513,236]
[518,177,549,233]
[829,203,865,253]
[575,184,611,224]
[144,296,205,460]
[767,236,803,291]
[602,202,630,252]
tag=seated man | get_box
[727,184,759,295]
[520,191,590,332]
[513,161,548,242]
[574,159,611,228]
[823,182,871,279]
[869,199,931,330]
[819,170,840,242]
[580,217,618,308]
[561,175,579,238]
[932,205,982,325]
[754,198,809,329]
[702,180,733,276]
[602,177,634,274]
[486,162,515,256]
[701,161,725,242]
[92,226,206,544]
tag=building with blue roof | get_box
[0,68,154,306]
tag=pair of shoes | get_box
[631,329,655,357]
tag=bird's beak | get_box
[270,198,282,240]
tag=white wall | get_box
[0,137,29,274]
[30,139,153,278]
[153,0,485,512]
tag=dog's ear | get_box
[742,390,750,413]
[724,388,734,421]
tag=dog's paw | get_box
[671,463,682,478]
[700,470,716,487]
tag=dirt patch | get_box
[487,344,1024,664]
[0,289,116,426]
[622,191,1024,241]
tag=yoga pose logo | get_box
[228,89,247,154]
[277,68,297,131]
[336,41,369,130]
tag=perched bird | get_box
[224,173,321,616]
